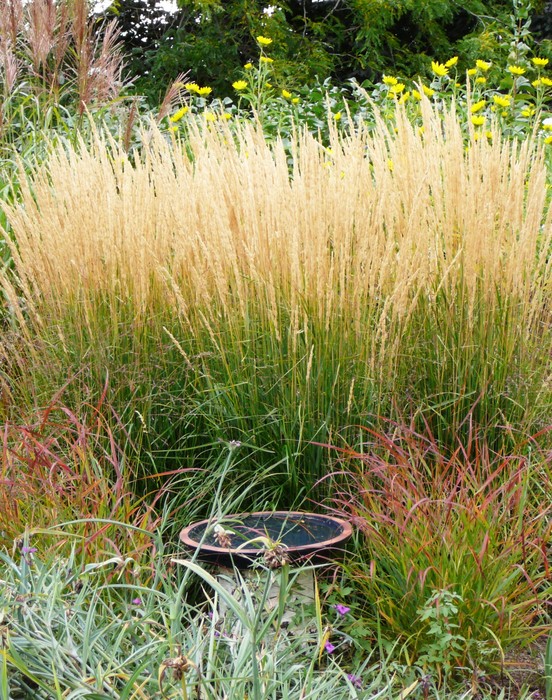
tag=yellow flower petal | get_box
[475,59,491,72]
[256,35,273,46]
[169,106,189,122]
[431,61,448,77]
[470,99,486,113]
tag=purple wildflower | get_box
[333,604,350,616]
[131,598,142,605]
[325,641,336,654]
[21,546,37,555]
[347,673,363,689]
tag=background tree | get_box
[96,0,551,105]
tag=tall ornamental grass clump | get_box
[321,421,552,676]
[2,101,551,493]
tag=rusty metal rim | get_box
[179,510,353,557]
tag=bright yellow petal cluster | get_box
[541,77,552,86]
[476,60,491,72]
[197,86,212,95]
[291,97,300,104]
[257,36,273,46]
[475,77,486,84]
[204,111,216,122]
[422,85,435,97]
[185,82,200,93]
[507,65,525,76]
[493,94,511,108]
[532,57,549,67]
[382,75,398,86]
[471,115,485,126]
[545,135,552,144]
[232,80,248,91]
[445,56,458,67]
[169,106,189,122]
[390,83,405,94]
[260,56,274,64]
[281,89,292,99]
[470,100,486,113]
[467,68,477,77]
[431,61,448,77]
[244,62,253,70]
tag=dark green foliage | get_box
[95,0,549,104]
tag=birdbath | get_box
[179,510,352,569]
[180,511,352,624]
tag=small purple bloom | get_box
[131,598,142,605]
[333,604,350,616]
[347,673,363,689]
[21,546,37,555]
[325,641,336,654]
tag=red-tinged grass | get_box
[0,382,199,570]
[318,418,552,675]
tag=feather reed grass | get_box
[2,101,551,490]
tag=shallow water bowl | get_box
[179,511,353,569]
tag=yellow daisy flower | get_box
[257,36,273,46]
[493,95,511,108]
[507,65,525,76]
[470,100,486,113]
[531,57,549,67]
[169,106,189,122]
[390,83,405,94]
[476,60,491,71]
[232,80,248,91]
[431,61,448,77]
